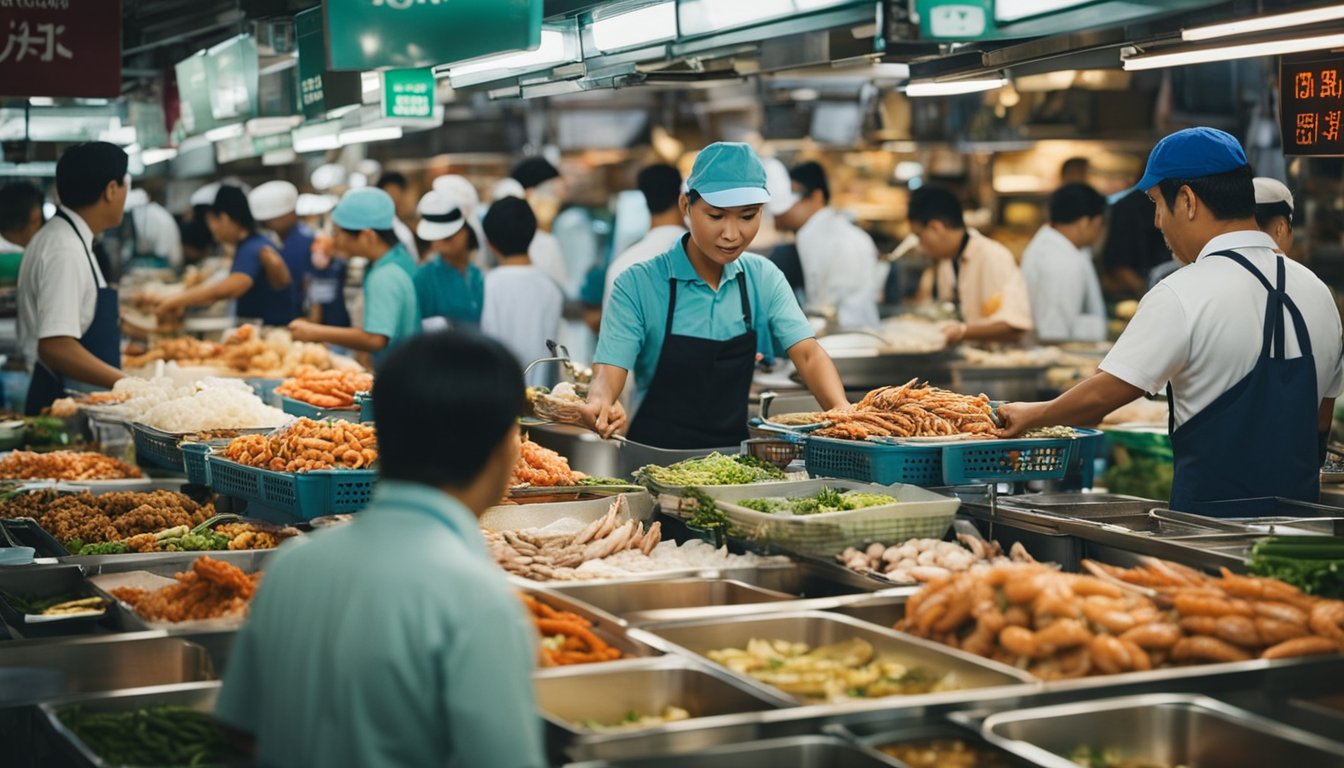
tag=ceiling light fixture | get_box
[904,76,1006,96]
[591,2,676,53]
[1183,3,1344,41]
[203,123,245,142]
[1122,32,1344,71]
[449,30,570,78]
[140,147,178,165]
[337,125,403,146]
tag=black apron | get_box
[25,211,122,415]
[1167,250,1320,517]
[627,273,757,450]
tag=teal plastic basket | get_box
[132,424,189,472]
[205,454,377,520]
[804,436,944,486]
[180,442,212,485]
[941,437,1072,484]
[279,395,360,421]
[1065,428,1106,488]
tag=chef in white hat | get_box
[432,174,486,262]
[413,190,483,331]
[1253,177,1296,257]
[250,181,313,320]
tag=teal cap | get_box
[332,187,396,231]
[687,142,770,209]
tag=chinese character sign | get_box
[382,68,434,119]
[0,0,121,98]
[324,0,541,71]
[1282,55,1344,156]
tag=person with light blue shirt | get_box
[215,331,546,768]
[581,142,849,449]
[413,189,484,328]
[289,187,420,369]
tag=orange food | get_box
[0,451,141,481]
[519,592,622,666]
[111,556,260,623]
[276,367,373,409]
[510,434,582,487]
[221,418,377,472]
[813,379,997,440]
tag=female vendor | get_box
[582,142,848,449]
[153,186,294,325]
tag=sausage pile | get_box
[275,367,372,409]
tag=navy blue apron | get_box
[25,211,122,415]
[627,269,757,450]
[1167,250,1320,516]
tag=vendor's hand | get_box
[942,322,967,346]
[287,318,321,343]
[579,398,627,439]
[995,401,1048,439]
[153,296,185,322]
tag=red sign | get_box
[0,0,122,98]
[1282,53,1344,157]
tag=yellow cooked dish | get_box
[881,739,1013,768]
[579,706,691,731]
[706,638,959,703]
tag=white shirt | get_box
[127,201,184,269]
[528,230,569,297]
[480,264,564,387]
[796,207,880,330]
[1021,225,1106,343]
[1100,231,1344,429]
[603,225,686,312]
[919,229,1034,331]
[17,207,105,371]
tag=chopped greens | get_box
[735,488,898,516]
[636,453,786,489]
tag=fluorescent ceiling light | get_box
[361,71,381,94]
[591,2,676,53]
[28,96,54,107]
[263,149,297,166]
[247,116,301,137]
[995,0,1092,23]
[204,123,245,142]
[450,30,570,78]
[1183,3,1344,41]
[905,77,1006,96]
[140,147,178,165]
[688,0,847,31]
[1123,33,1344,71]
[338,125,403,146]
[293,122,342,153]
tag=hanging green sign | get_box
[296,7,328,120]
[915,0,996,41]
[174,51,217,136]
[324,0,543,71]
[383,68,435,119]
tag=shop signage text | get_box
[1282,54,1344,157]
[0,0,120,98]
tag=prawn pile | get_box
[897,558,1344,680]
[812,379,997,440]
[275,367,372,409]
[110,556,260,623]
[485,498,661,581]
[221,418,377,472]
[520,592,623,665]
[510,434,583,487]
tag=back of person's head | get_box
[56,142,128,209]
[789,161,830,204]
[510,156,560,190]
[1253,176,1295,229]
[1049,183,1107,225]
[637,164,683,216]
[211,186,257,232]
[482,197,537,256]
[374,331,524,488]
[0,181,44,232]
[375,171,408,192]
[907,185,964,229]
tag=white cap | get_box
[415,190,466,242]
[189,182,220,208]
[124,188,149,211]
[1253,177,1294,212]
[248,181,299,222]
[296,193,337,217]
[311,163,348,192]
[433,175,480,217]
[763,158,799,217]
[492,177,526,201]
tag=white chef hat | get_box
[763,157,799,217]
[433,175,480,217]
[491,177,526,202]
[189,182,220,208]
[248,181,299,222]
[296,193,337,218]
[311,163,348,192]
[1252,177,1294,212]
[415,190,466,242]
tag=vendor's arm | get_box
[154,272,253,319]
[946,320,1025,345]
[288,318,387,353]
[580,364,628,439]
[948,248,1033,345]
[997,372,1142,437]
[788,339,848,411]
[257,245,292,290]
[582,274,647,438]
[37,337,123,389]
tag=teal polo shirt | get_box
[414,257,484,327]
[363,244,421,367]
[595,235,814,401]
[215,480,546,768]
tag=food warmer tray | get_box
[563,734,902,768]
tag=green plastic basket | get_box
[941,437,1072,484]
[279,395,361,421]
[204,454,377,520]
[180,442,212,485]
[131,424,190,472]
[804,437,944,486]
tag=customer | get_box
[18,142,127,413]
[375,170,420,260]
[249,181,313,319]
[152,186,294,326]
[910,185,1033,344]
[0,181,45,251]
[492,176,567,289]
[603,163,686,311]
[288,188,420,368]
[414,190,483,329]
[216,331,546,768]
[479,196,563,387]
[1021,183,1108,343]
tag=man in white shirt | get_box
[999,127,1344,516]
[773,162,880,330]
[479,197,563,388]
[122,188,184,271]
[490,177,568,293]
[603,164,686,312]
[18,142,128,413]
[1021,183,1108,343]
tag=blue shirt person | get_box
[216,332,546,768]
[413,190,484,328]
[250,181,315,319]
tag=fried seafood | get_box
[275,367,372,409]
[485,498,661,581]
[520,592,623,665]
[510,434,583,487]
[221,418,377,472]
[0,450,141,480]
[0,490,212,546]
[111,556,260,623]
[812,379,997,440]
[123,324,356,377]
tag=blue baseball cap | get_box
[687,142,770,209]
[1136,127,1248,193]
[331,187,396,231]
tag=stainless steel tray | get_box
[631,611,1037,707]
[844,719,1026,768]
[522,587,662,667]
[563,734,901,768]
[0,632,216,708]
[540,577,799,627]
[997,492,1163,519]
[0,564,118,638]
[980,693,1344,768]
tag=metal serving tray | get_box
[536,657,791,762]
[38,681,243,768]
[981,693,1344,768]
[825,593,908,629]
[997,492,1163,519]
[0,564,119,638]
[540,577,810,627]
[845,719,1030,768]
[521,587,662,666]
[563,734,901,768]
[632,611,1037,707]
[0,633,216,708]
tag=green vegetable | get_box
[2,590,88,615]
[636,453,785,489]
[577,476,629,487]
[1103,454,1173,501]
[72,540,130,556]
[736,488,898,516]
[1249,536,1344,599]
[738,498,789,514]
[682,488,726,532]
[58,705,242,767]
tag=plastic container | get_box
[279,395,360,421]
[1065,427,1106,489]
[204,453,376,520]
[132,424,269,474]
[804,436,944,485]
[941,436,1072,484]
[180,442,212,486]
